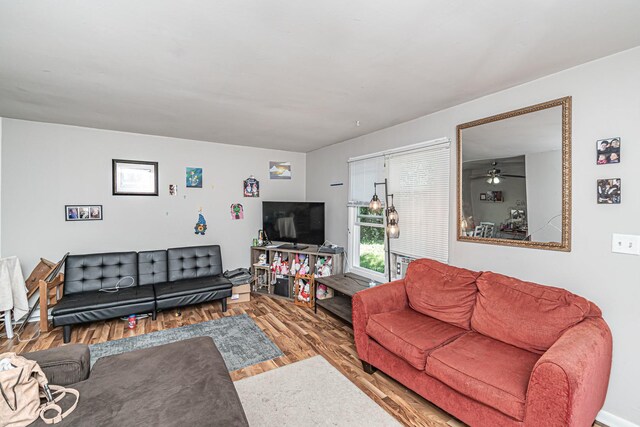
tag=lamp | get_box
[369,193,382,211]
[370,179,400,281]
[486,175,500,185]
[387,218,400,239]
[387,195,399,223]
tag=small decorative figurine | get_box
[280,261,290,275]
[299,255,310,275]
[194,210,207,235]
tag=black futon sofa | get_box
[51,245,233,343]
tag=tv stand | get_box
[250,244,344,300]
[278,243,308,250]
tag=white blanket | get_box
[0,257,28,321]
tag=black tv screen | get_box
[262,202,325,246]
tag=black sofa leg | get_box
[152,309,157,320]
[362,361,377,374]
[221,298,227,312]
[63,325,72,343]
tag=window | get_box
[347,139,450,281]
[353,207,386,274]
[387,144,450,263]
[348,155,387,281]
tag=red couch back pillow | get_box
[405,259,481,329]
[471,272,592,354]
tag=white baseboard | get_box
[597,410,639,427]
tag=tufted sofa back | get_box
[64,252,138,295]
[167,245,223,282]
[138,250,168,285]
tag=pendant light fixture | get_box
[370,179,400,281]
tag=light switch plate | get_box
[611,234,640,255]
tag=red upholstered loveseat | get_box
[352,259,612,427]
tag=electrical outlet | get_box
[611,234,640,255]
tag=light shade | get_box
[486,176,500,184]
[387,205,399,223]
[387,219,400,239]
[369,193,382,211]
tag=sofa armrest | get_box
[23,344,91,386]
[524,316,612,427]
[352,279,408,362]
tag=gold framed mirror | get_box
[456,96,571,251]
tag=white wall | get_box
[526,149,562,242]
[1,119,306,274]
[306,47,640,424]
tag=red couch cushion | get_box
[426,332,541,421]
[471,271,592,354]
[366,308,466,370]
[405,259,480,329]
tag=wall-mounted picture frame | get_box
[112,159,158,196]
[269,161,291,179]
[66,205,103,221]
[244,176,260,197]
[597,178,621,204]
[482,191,503,202]
[596,137,621,165]
[186,167,203,188]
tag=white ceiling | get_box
[1,1,639,153]
[462,106,562,161]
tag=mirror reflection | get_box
[457,98,570,250]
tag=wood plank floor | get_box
[0,293,604,427]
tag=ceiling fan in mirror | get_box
[471,162,525,184]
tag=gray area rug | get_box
[234,356,401,427]
[89,314,283,371]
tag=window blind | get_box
[348,155,385,207]
[387,144,450,263]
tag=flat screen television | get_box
[262,201,325,249]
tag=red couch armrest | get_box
[524,316,612,427]
[352,280,408,362]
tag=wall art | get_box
[186,167,203,188]
[66,205,102,221]
[269,161,291,179]
[112,159,158,196]
[244,176,259,197]
[194,209,208,235]
[169,184,178,196]
[597,178,621,204]
[596,137,621,164]
[481,191,503,202]
[230,203,244,220]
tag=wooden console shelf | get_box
[250,244,344,300]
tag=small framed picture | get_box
[597,179,621,204]
[485,191,503,202]
[66,205,103,221]
[479,193,487,201]
[186,167,203,188]
[113,159,158,196]
[596,137,621,165]
[244,176,260,197]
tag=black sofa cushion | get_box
[154,276,232,299]
[52,298,156,327]
[138,250,168,285]
[167,245,223,281]
[64,252,139,294]
[52,286,155,316]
